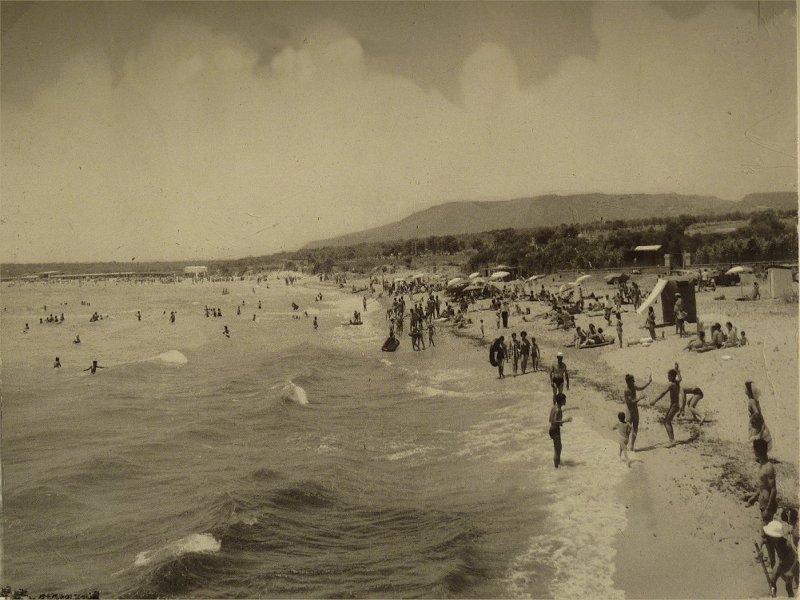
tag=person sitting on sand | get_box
[763,519,798,598]
[710,323,725,348]
[722,322,738,347]
[684,330,712,352]
[678,385,705,423]
[550,353,569,396]
[548,392,572,468]
[84,360,105,374]
[740,330,748,346]
[612,411,632,467]
[649,363,682,447]
[745,438,778,571]
[573,326,587,348]
[624,373,651,452]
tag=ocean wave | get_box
[282,380,309,405]
[151,350,188,365]
[134,532,221,568]
[269,480,335,510]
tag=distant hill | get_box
[304,192,797,248]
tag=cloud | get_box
[1,3,795,262]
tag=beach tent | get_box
[768,267,794,298]
[636,278,696,324]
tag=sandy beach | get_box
[392,269,799,599]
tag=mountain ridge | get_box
[304,192,797,248]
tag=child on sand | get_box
[740,330,748,346]
[613,412,632,467]
[678,385,705,423]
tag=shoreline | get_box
[397,279,797,599]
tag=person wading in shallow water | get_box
[548,392,572,468]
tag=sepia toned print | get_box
[1,2,797,598]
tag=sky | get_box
[1,1,796,263]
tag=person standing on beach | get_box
[613,412,632,467]
[678,385,705,423]
[624,373,651,452]
[645,307,657,341]
[427,321,436,347]
[550,353,569,396]
[501,301,510,328]
[510,332,520,376]
[530,337,541,371]
[519,331,531,375]
[745,438,778,569]
[548,393,572,468]
[490,336,507,379]
[615,312,623,348]
[745,381,763,419]
[480,319,485,338]
[54,357,61,368]
[496,311,501,330]
[649,364,682,446]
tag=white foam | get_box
[153,350,188,365]
[134,532,220,568]
[281,381,309,405]
[505,415,628,599]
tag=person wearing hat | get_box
[745,438,779,570]
[550,352,569,396]
[763,518,798,597]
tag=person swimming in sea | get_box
[84,360,105,374]
[73,335,81,344]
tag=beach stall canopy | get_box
[636,278,696,324]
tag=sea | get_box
[1,277,628,598]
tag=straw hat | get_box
[763,520,789,539]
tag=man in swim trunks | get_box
[745,438,778,568]
[624,372,652,452]
[84,360,105,374]
[519,331,531,374]
[678,385,705,423]
[548,392,572,468]
[550,353,569,396]
[650,364,682,446]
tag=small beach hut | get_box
[767,267,794,298]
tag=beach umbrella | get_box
[411,273,426,280]
[493,264,513,270]
[575,274,592,284]
[526,274,543,282]
[393,277,406,283]
[725,266,753,275]
[490,271,510,280]
[469,272,481,279]
[447,277,465,287]
[462,284,485,292]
